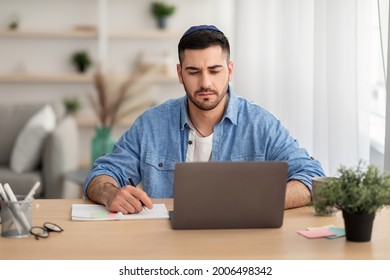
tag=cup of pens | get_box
[0,182,40,238]
[1,195,32,238]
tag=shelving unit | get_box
[0,27,181,83]
[0,0,232,165]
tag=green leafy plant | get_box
[64,97,82,114]
[8,21,18,30]
[313,162,390,215]
[71,50,92,72]
[151,2,176,18]
[8,13,20,30]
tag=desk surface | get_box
[0,199,389,260]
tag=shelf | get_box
[0,29,97,39]
[0,72,178,84]
[108,29,182,39]
[0,73,93,83]
[0,29,181,39]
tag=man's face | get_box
[177,45,233,111]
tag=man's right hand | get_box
[86,175,153,214]
[105,185,153,214]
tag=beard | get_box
[184,81,230,111]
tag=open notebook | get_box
[71,203,169,221]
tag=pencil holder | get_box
[1,196,32,238]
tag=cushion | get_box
[0,104,43,165]
[10,105,56,173]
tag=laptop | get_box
[169,161,288,230]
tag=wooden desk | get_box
[0,199,389,260]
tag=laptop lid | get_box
[170,161,288,230]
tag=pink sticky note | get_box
[297,228,336,239]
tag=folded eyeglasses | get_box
[30,222,64,240]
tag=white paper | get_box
[71,203,169,221]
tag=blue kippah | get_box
[181,25,223,38]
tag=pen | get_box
[128,177,146,209]
[24,181,41,201]
[0,183,8,201]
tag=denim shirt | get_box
[83,87,325,198]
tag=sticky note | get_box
[297,228,336,239]
[325,227,345,239]
[306,225,336,231]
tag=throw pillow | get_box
[10,104,56,173]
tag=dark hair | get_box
[178,30,230,64]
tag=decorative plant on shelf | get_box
[88,65,162,163]
[71,50,92,73]
[63,97,82,114]
[8,13,20,30]
[150,1,176,29]
[8,20,19,30]
[313,161,390,242]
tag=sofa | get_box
[0,102,79,198]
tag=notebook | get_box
[71,204,169,221]
[169,161,288,230]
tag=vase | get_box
[157,16,168,29]
[77,64,87,73]
[91,127,116,164]
[342,211,375,242]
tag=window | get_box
[369,0,388,167]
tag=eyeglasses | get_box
[30,222,64,240]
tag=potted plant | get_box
[8,13,20,30]
[64,97,82,114]
[313,162,390,242]
[150,2,176,29]
[8,20,19,30]
[71,50,92,73]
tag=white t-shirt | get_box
[185,129,213,162]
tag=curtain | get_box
[233,0,372,175]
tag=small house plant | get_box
[71,50,92,73]
[64,97,82,114]
[313,162,390,242]
[150,2,176,29]
[8,20,19,30]
[8,13,20,30]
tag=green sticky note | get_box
[326,227,345,239]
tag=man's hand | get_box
[105,185,153,214]
[86,175,153,214]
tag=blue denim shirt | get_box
[83,87,325,198]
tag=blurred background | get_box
[0,0,389,178]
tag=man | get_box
[83,25,325,214]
